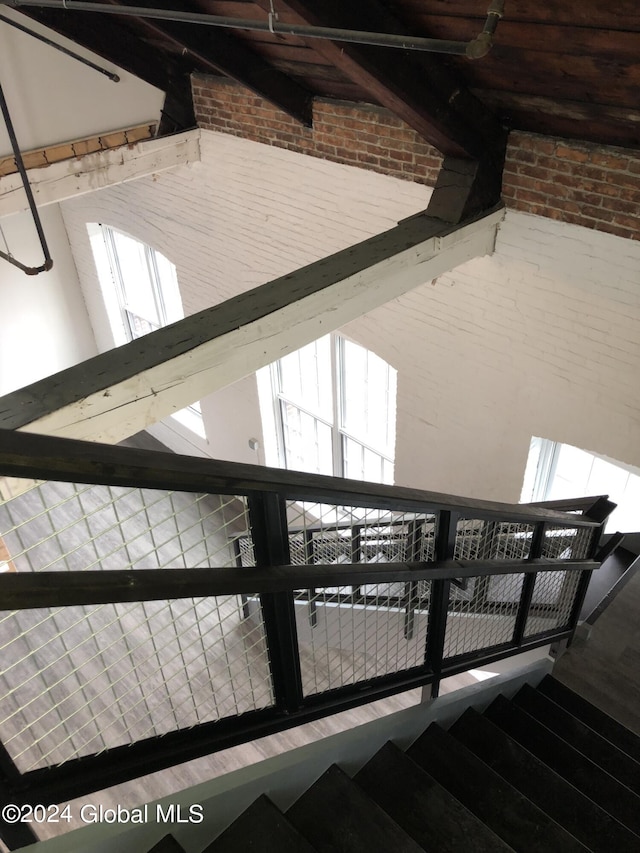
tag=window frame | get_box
[96,224,204,431]
[102,226,170,340]
[268,334,396,483]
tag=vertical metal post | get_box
[248,492,304,712]
[426,510,457,698]
[567,527,606,640]
[351,523,362,598]
[304,528,317,628]
[233,538,251,619]
[566,500,615,642]
[404,519,421,640]
[513,520,545,645]
[470,520,496,613]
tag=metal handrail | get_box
[0,431,612,838]
[0,558,599,610]
[0,429,602,528]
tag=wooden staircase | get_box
[150,676,640,853]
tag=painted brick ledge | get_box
[193,75,640,241]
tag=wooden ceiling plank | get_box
[475,90,640,148]
[396,1,640,31]
[464,52,640,112]
[201,1,310,46]
[407,17,640,59]
[291,79,364,101]
[268,59,350,84]
[234,39,337,67]
[476,89,640,125]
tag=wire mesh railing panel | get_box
[284,501,436,565]
[455,520,535,561]
[542,526,593,560]
[443,572,525,658]
[295,581,431,696]
[0,478,253,572]
[524,570,582,637]
[0,594,272,773]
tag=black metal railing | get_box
[0,430,612,848]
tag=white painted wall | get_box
[60,131,640,502]
[0,7,163,156]
[0,204,96,394]
[0,7,162,400]
[60,130,433,459]
[344,213,640,500]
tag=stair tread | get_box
[407,723,588,853]
[486,694,640,837]
[287,764,423,853]
[538,675,640,764]
[355,741,514,853]
[203,795,317,853]
[147,836,187,853]
[451,707,640,853]
[514,683,640,795]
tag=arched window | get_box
[92,225,203,435]
[101,225,183,342]
[259,334,397,484]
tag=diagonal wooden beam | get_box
[0,206,504,443]
[254,0,506,163]
[426,155,506,224]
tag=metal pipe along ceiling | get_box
[7,0,506,59]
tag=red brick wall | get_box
[192,76,442,186]
[192,75,640,241]
[504,133,640,242]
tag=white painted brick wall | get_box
[61,131,640,501]
[344,212,640,500]
[61,130,431,462]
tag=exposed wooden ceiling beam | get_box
[254,0,506,163]
[0,207,504,443]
